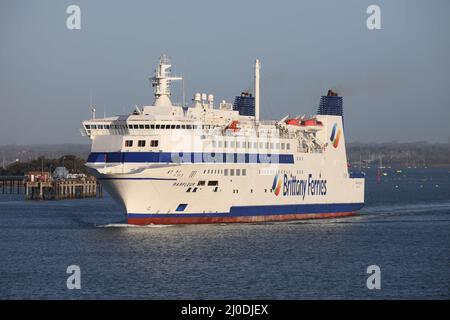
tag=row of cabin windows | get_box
[212,140,290,150]
[85,124,291,150]
[202,168,303,176]
[124,140,159,147]
[196,181,218,186]
[259,169,304,175]
[224,169,246,176]
[204,169,223,175]
[86,124,283,132]
[141,124,212,130]
[86,124,285,139]
[85,124,112,130]
[202,169,247,176]
[86,124,216,130]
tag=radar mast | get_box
[151,54,182,107]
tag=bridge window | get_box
[139,125,144,129]
[208,181,218,186]
[125,140,133,147]
[150,124,155,129]
[145,124,150,129]
[138,140,146,147]
[150,140,159,147]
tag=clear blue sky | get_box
[1,0,449,144]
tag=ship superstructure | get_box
[81,55,364,224]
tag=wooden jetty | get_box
[0,171,103,200]
[0,176,25,194]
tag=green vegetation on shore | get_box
[0,155,89,176]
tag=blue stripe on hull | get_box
[128,202,365,218]
[87,152,294,164]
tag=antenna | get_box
[182,75,186,108]
[254,59,260,122]
[89,89,96,119]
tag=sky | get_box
[0,0,449,145]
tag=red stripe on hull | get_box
[127,212,357,225]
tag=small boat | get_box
[224,120,240,132]
[285,117,323,130]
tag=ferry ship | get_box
[81,55,364,225]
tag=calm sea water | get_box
[0,168,449,299]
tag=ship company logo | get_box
[272,174,327,199]
[330,123,342,148]
[272,174,282,196]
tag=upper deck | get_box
[81,56,332,155]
